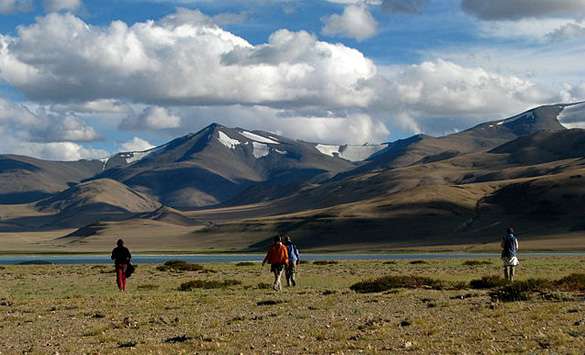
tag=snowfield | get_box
[218,131,241,149]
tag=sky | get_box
[0,0,584,160]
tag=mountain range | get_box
[1,102,584,252]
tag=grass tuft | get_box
[164,335,192,343]
[157,260,204,272]
[178,279,241,291]
[463,260,492,266]
[555,273,585,291]
[469,275,509,289]
[257,300,285,306]
[118,341,137,348]
[409,260,428,265]
[490,279,552,302]
[257,282,272,289]
[313,260,339,265]
[235,262,256,267]
[137,284,160,291]
[350,275,462,293]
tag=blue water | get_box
[0,252,583,265]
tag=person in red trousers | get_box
[111,239,132,291]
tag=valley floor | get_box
[1,257,585,353]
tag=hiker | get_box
[262,235,289,291]
[284,235,300,287]
[111,239,132,291]
[501,227,519,281]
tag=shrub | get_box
[313,260,339,265]
[490,279,551,302]
[178,279,241,291]
[164,335,192,343]
[257,282,272,289]
[158,260,204,272]
[409,260,428,265]
[555,274,585,291]
[257,300,285,306]
[235,262,256,267]
[469,276,509,289]
[350,275,457,293]
[463,260,492,266]
[118,341,137,348]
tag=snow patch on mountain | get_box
[218,131,241,149]
[315,144,386,162]
[252,142,270,158]
[559,103,585,129]
[240,131,280,144]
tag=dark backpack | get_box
[125,263,136,278]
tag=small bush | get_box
[257,300,284,306]
[313,260,339,265]
[470,275,509,289]
[490,279,551,302]
[158,260,204,272]
[178,279,241,291]
[555,274,585,291]
[350,275,457,293]
[463,260,492,266]
[235,262,256,267]
[409,260,428,265]
[118,341,137,348]
[164,335,192,343]
[257,282,272,289]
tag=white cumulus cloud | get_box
[120,137,155,152]
[0,9,376,109]
[322,4,378,41]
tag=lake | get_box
[0,252,583,265]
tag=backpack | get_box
[125,263,136,278]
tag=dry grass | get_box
[1,257,585,353]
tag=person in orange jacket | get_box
[262,235,289,291]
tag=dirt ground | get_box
[1,257,585,353]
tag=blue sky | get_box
[0,0,584,160]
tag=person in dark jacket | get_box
[111,239,131,291]
[501,228,519,281]
[284,235,300,287]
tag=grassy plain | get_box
[1,257,585,353]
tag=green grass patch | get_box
[178,279,241,291]
[137,284,160,291]
[350,275,464,293]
